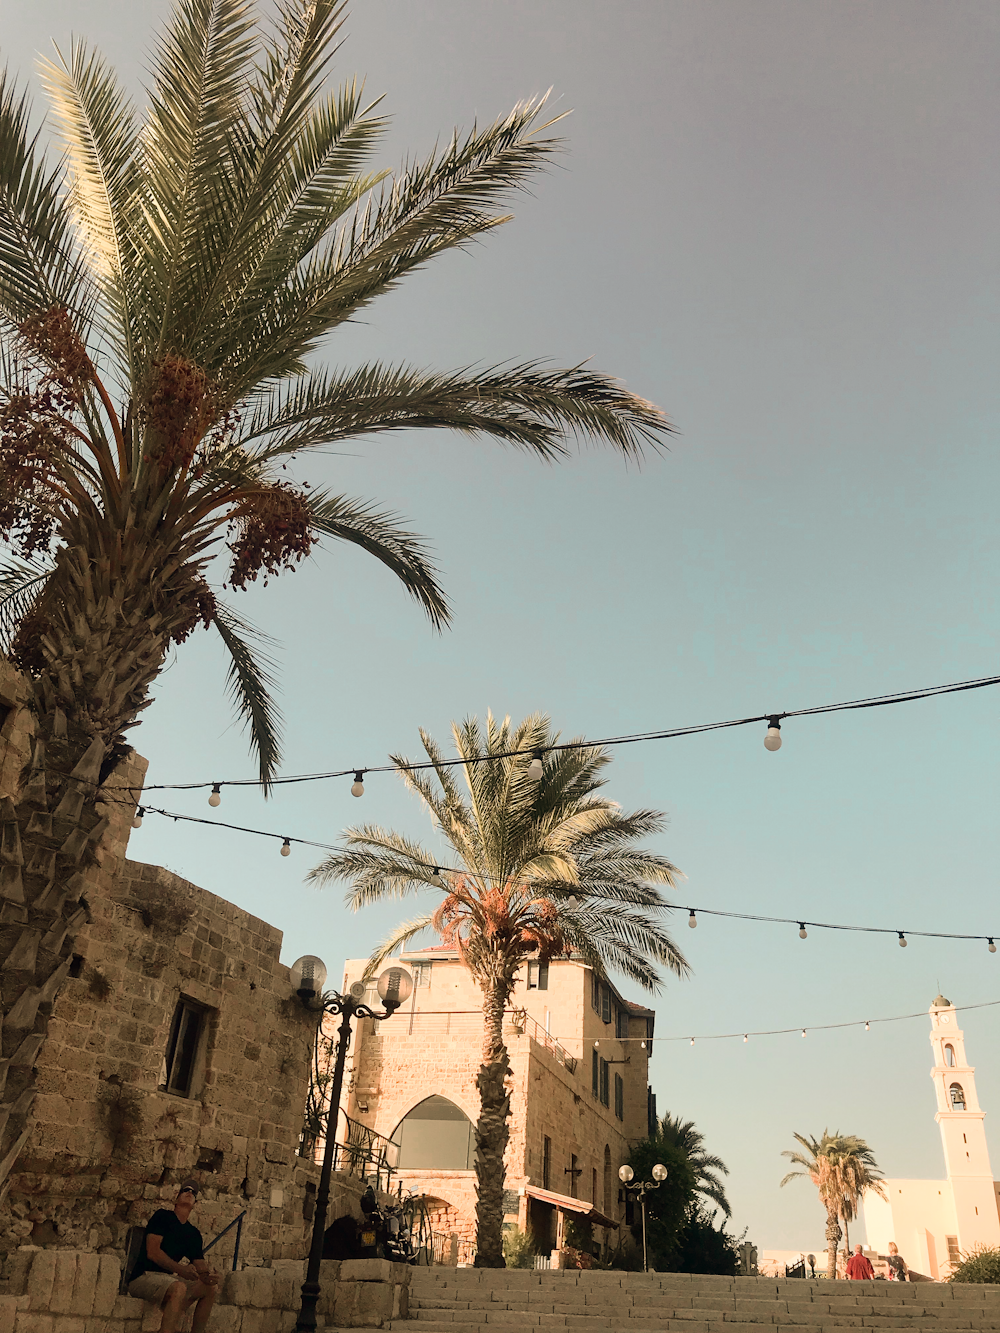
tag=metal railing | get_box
[509,1009,578,1074]
[304,1113,399,1191]
[204,1211,247,1271]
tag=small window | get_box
[527,960,549,990]
[949,1083,966,1109]
[542,1136,551,1190]
[592,1049,600,1098]
[599,1058,610,1107]
[616,1008,629,1040]
[591,972,601,1013]
[592,1168,597,1203]
[161,998,207,1097]
[601,985,611,1025]
[614,1073,624,1120]
[946,1236,960,1265]
[412,962,431,988]
[944,1044,956,1067]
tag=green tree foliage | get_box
[655,1112,732,1218]
[309,711,687,1266]
[948,1246,1000,1285]
[625,1137,697,1269]
[672,1203,742,1276]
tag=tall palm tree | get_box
[780,1131,887,1278]
[308,711,689,1267]
[657,1112,732,1218]
[0,0,672,1190]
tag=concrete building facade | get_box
[336,946,657,1264]
[863,994,1000,1277]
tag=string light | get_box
[526,752,544,782]
[898,932,908,948]
[690,1037,695,1046]
[990,939,997,954]
[801,1029,807,1038]
[351,771,365,798]
[764,717,783,752]
[865,1021,870,1031]
[280,838,291,857]
[208,784,222,807]
[131,807,144,829]
[688,910,697,928]
[798,923,807,939]
[109,672,1000,796]
[743,1034,748,1043]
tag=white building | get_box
[863,994,1000,1278]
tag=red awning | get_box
[522,1184,619,1229]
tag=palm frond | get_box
[0,553,52,653]
[211,599,283,789]
[362,912,436,979]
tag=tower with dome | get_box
[863,994,1000,1278]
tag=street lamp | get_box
[619,1162,668,1273]
[291,957,413,1333]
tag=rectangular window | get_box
[616,1008,629,1040]
[946,1236,960,1266]
[614,1073,624,1120]
[527,960,549,990]
[592,1049,600,1098]
[592,1168,597,1203]
[161,998,207,1098]
[542,1136,551,1190]
[601,985,611,1025]
[412,962,431,988]
[592,972,601,1013]
[599,1058,610,1107]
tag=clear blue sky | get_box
[5,0,998,1251]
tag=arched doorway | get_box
[390,1095,476,1169]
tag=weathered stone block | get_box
[49,1318,85,1333]
[0,1297,16,1333]
[25,1251,57,1313]
[69,1254,100,1317]
[339,1259,392,1284]
[91,1259,120,1319]
[209,1305,241,1333]
[12,1315,53,1333]
[110,1297,144,1320]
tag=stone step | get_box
[393,1326,1000,1333]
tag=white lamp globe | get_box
[652,1164,668,1182]
[764,719,782,752]
[290,954,327,998]
[377,966,414,1011]
[618,1165,634,1183]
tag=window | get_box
[412,962,431,988]
[946,1236,960,1266]
[614,1073,624,1121]
[592,1168,597,1204]
[390,1096,474,1169]
[944,1044,956,1067]
[527,960,549,990]
[599,1058,610,1107]
[949,1083,966,1109]
[161,998,208,1097]
[592,1049,600,1098]
[542,1136,551,1190]
[592,973,601,1013]
[601,985,611,1025]
[616,1008,629,1040]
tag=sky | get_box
[2,0,998,1252]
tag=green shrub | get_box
[502,1226,537,1269]
[949,1245,1000,1284]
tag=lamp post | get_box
[618,1163,668,1273]
[290,956,413,1333]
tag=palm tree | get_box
[308,711,689,1266]
[0,1,672,1188]
[780,1131,887,1278]
[656,1112,732,1218]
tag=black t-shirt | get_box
[130,1209,205,1281]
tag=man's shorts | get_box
[128,1273,188,1304]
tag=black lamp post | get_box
[291,955,413,1333]
[618,1162,667,1272]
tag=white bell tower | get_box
[929,994,1000,1251]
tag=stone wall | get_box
[0,1249,410,1333]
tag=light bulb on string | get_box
[131,807,144,829]
[989,939,997,954]
[798,923,807,939]
[431,867,441,878]
[865,1021,870,1031]
[594,1041,600,1050]
[898,932,907,948]
[208,784,222,807]
[690,1037,695,1047]
[280,839,291,857]
[743,1034,748,1043]
[351,771,365,798]
[526,752,544,782]
[763,716,782,752]
[688,910,697,928]
[801,1029,807,1038]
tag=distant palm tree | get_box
[0,0,672,1187]
[308,711,689,1267]
[781,1131,887,1278]
[657,1112,732,1218]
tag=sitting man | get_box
[845,1244,875,1281]
[128,1182,220,1333]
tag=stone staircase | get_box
[389,1267,1000,1331]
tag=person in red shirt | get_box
[845,1244,875,1280]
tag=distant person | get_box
[128,1183,220,1333]
[886,1242,909,1282]
[845,1244,875,1280]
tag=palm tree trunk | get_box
[842,1214,850,1253]
[474,977,512,1268]
[825,1209,842,1280]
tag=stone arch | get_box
[944,1044,956,1067]
[949,1082,966,1109]
[389,1094,475,1170]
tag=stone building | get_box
[863,993,1000,1278]
[336,946,657,1263]
[0,660,339,1266]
